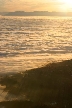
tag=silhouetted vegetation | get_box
[0,59,72,108]
[0,100,58,108]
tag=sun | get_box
[58,0,72,12]
[59,0,72,4]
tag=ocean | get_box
[0,16,72,74]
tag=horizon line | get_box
[0,11,72,13]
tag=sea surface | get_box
[0,16,72,74]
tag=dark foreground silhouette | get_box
[0,59,72,108]
[0,100,57,108]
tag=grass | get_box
[0,59,72,108]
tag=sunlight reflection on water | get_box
[0,16,72,73]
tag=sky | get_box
[0,0,72,12]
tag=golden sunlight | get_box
[59,0,72,4]
[58,0,72,11]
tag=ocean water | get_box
[0,16,72,74]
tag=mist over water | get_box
[0,16,72,73]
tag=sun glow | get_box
[58,0,72,12]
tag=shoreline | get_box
[0,59,72,107]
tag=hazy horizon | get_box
[0,0,72,12]
[1,11,72,13]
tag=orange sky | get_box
[0,0,72,12]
